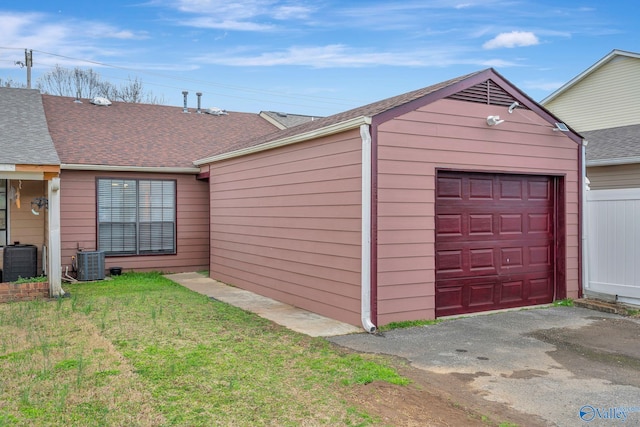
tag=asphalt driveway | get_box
[329,307,640,426]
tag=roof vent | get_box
[182,91,189,113]
[90,97,112,106]
[204,107,228,116]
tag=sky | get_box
[0,0,638,116]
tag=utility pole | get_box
[25,49,33,89]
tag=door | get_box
[435,171,556,317]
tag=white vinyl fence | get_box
[586,188,640,305]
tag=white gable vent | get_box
[204,107,228,116]
[90,97,112,106]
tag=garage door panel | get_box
[499,214,523,234]
[469,248,495,271]
[469,214,493,234]
[437,177,463,198]
[529,246,551,267]
[499,179,524,199]
[469,178,494,199]
[529,277,552,299]
[436,250,464,273]
[528,213,552,233]
[436,171,556,317]
[435,285,464,313]
[501,247,523,268]
[528,180,552,200]
[500,280,525,303]
[468,283,496,307]
[436,214,463,235]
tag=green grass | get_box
[11,275,48,284]
[553,298,574,307]
[0,272,408,426]
[378,319,443,331]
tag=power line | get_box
[17,48,361,110]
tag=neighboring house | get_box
[542,50,640,306]
[0,87,62,296]
[195,68,583,328]
[41,94,279,276]
[542,49,640,189]
[259,111,323,129]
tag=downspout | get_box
[360,123,377,333]
[581,139,589,298]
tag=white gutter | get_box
[194,116,372,166]
[62,164,201,174]
[360,124,377,333]
[581,139,590,296]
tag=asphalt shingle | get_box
[582,124,640,162]
[42,95,280,169]
[0,87,60,165]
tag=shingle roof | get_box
[582,124,640,163]
[197,70,484,161]
[42,95,280,169]
[0,87,60,165]
[260,111,323,129]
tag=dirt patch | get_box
[343,357,548,426]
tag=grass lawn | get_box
[0,272,408,426]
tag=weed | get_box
[553,298,574,307]
[0,272,404,426]
[12,275,48,284]
[379,318,444,331]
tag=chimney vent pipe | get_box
[196,92,202,113]
[182,91,189,113]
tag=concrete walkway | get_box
[164,272,361,337]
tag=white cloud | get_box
[179,17,275,31]
[193,44,521,69]
[483,31,539,49]
[173,0,314,31]
[197,44,419,68]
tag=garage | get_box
[198,68,583,329]
[435,171,557,317]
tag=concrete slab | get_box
[164,272,361,337]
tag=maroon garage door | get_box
[435,171,556,317]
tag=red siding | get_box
[376,98,580,325]
[60,170,209,274]
[208,130,363,325]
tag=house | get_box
[542,49,640,306]
[259,111,322,129]
[41,94,279,276]
[195,68,583,328]
[0,87,62,298]
[541,49,640,189]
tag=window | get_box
[0,179,6,246]
[97,178,176,255]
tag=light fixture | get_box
[508,101,519,113]
[486,115,504,126]
[553,122,570,132]
[31,197,48,216]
